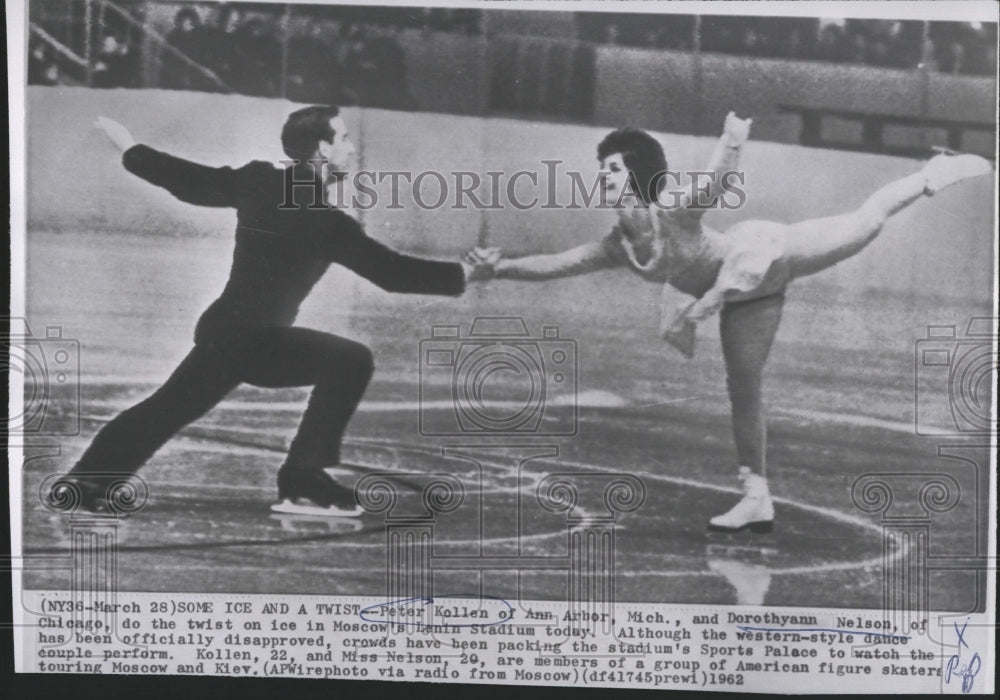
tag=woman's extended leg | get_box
[708,292,785,532]
[784,153,991,279]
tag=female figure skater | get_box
[470,113,991,532]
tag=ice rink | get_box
[18,87,995,610]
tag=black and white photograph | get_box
[7,0,998,692]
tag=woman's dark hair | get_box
[597,127,668,205]
[281,105,341,161]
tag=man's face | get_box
[316,116,356,178]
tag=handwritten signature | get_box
[360,593,514,628]
[944,618,980,694]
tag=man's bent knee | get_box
[335,341,375,381]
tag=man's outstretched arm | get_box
[307,213,469,296]
[95,117,237,208]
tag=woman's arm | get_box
[493,240,618,281]
[660,112,750,215]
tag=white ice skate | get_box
[923,152,993,196]
[708,466,774,533]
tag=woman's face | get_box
[599,152,632,203]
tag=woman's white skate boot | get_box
[923,153,992,196]
[708,466,774,533]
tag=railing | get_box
[29,22,88,67]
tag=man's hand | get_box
[722,111,752,147]
[461,247,501,283]
[94,116,136,152]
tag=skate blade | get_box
[271,499,363,518]
[707,520,774,534]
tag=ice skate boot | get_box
[923,152,992,196]
[708,466,774,533]
[273,467,363,517]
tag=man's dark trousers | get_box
[72,325,374,476]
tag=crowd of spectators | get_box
[925,21,997,75]
[302,5,481,35]
[162,5,280,95]
[92,32,141,87]
[28,37,64,86]
[160,4,418,107]
[29,27,139,88]
[286,22,416,108]
[28,4,995,95]
[577,14,997,75]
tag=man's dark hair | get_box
[281,105,341,162]
[597,128,668,205]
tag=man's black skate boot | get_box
[274,467,362,517]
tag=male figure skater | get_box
[468,113,991,533]
[52,106,487,516]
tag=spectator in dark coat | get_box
[288,24,348,104]
[163,7,202,89]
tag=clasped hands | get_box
[461,246,501,283]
